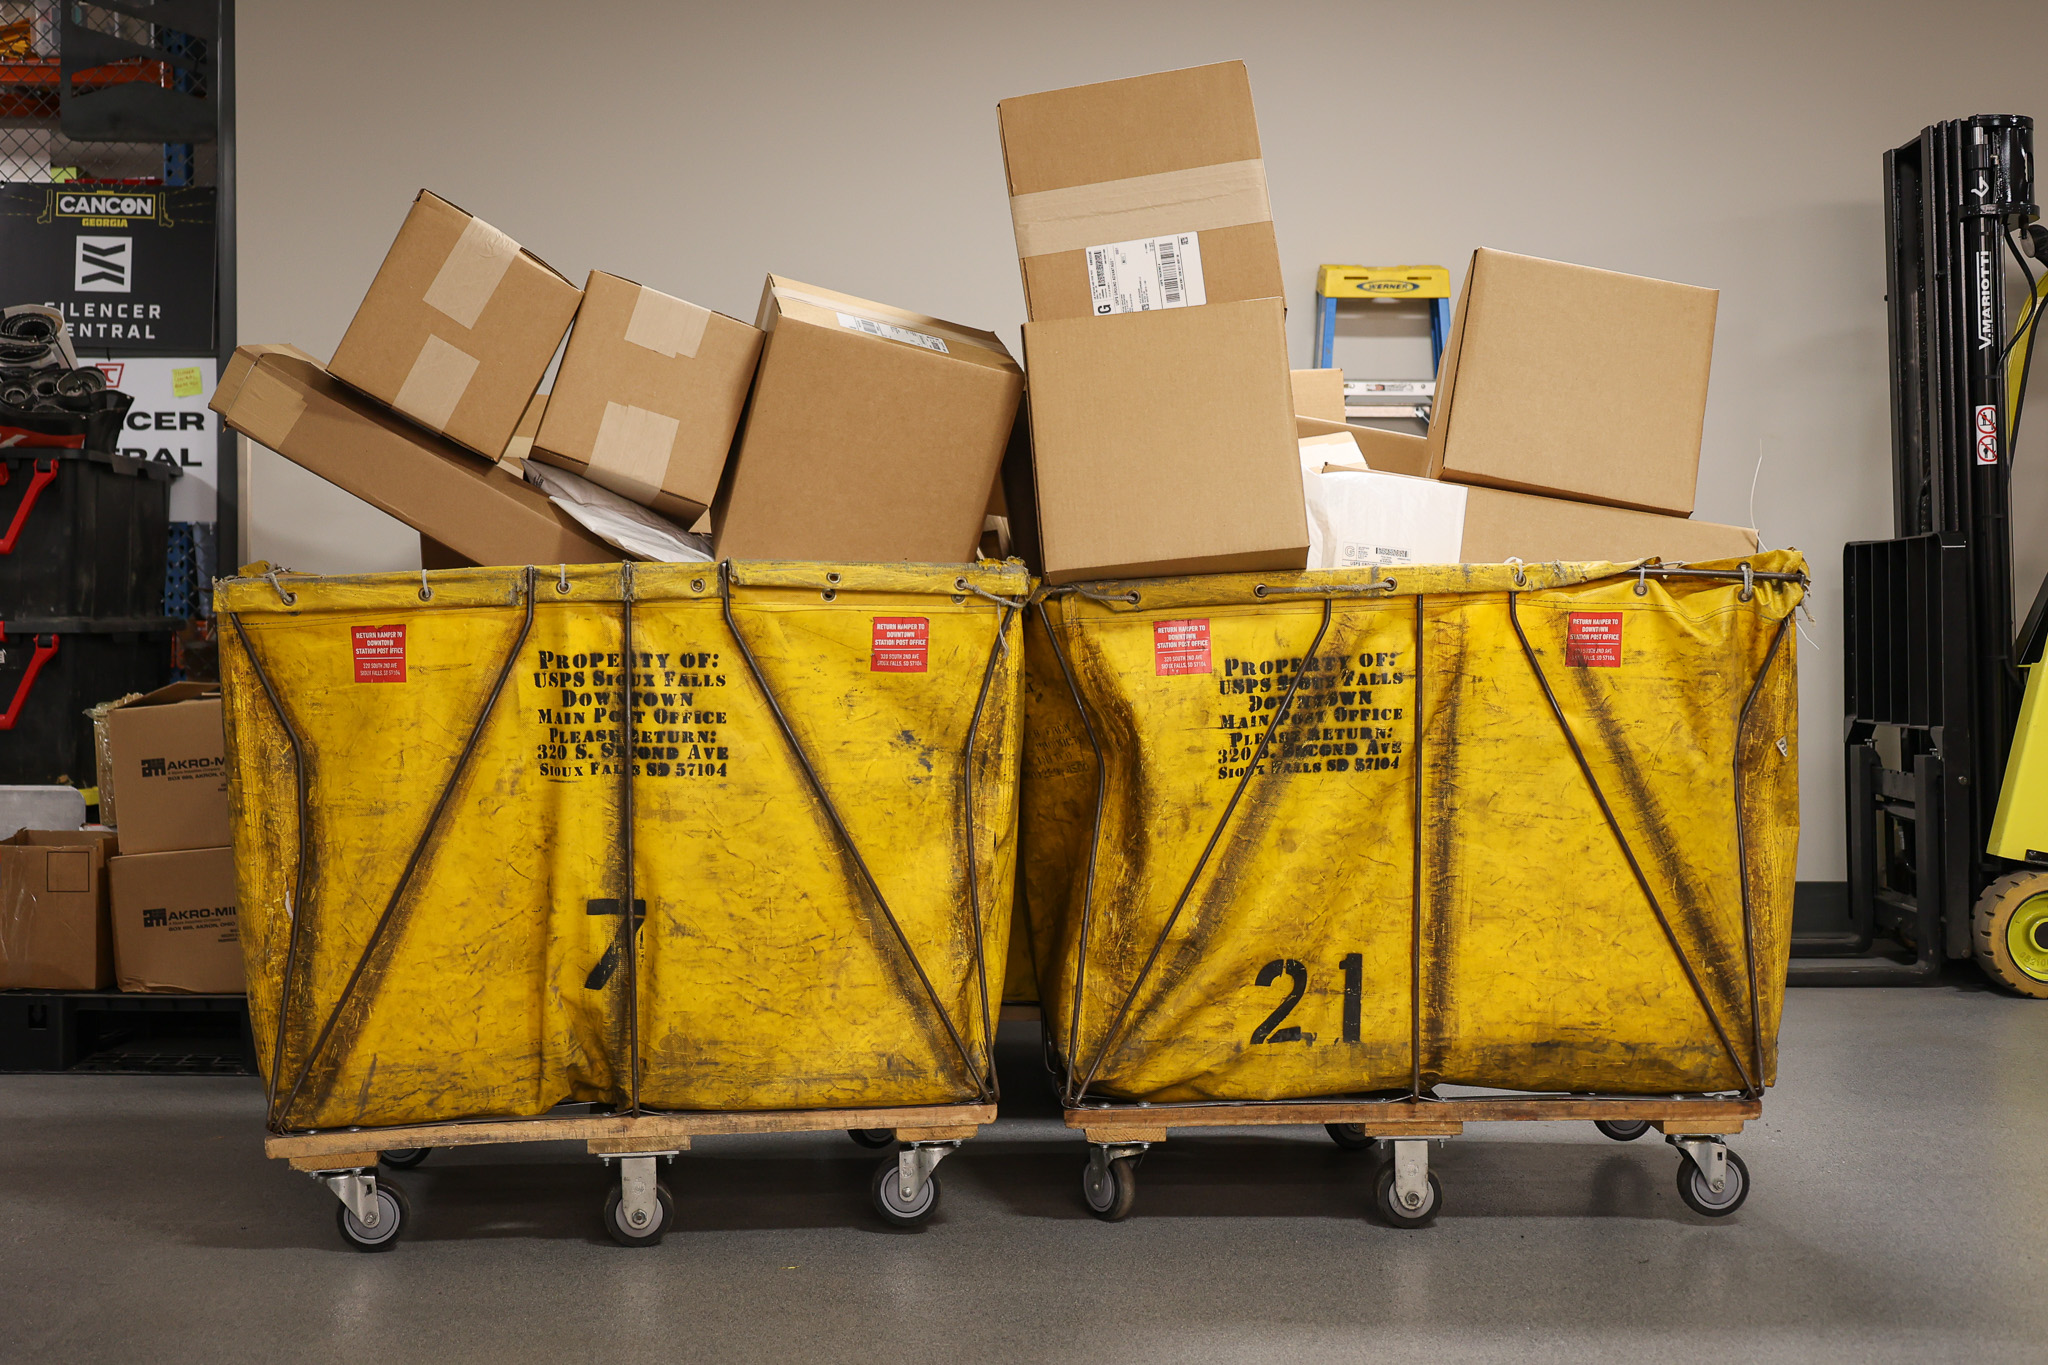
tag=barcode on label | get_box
[1086,231,1208,315]
[1158,236,1182,303]
[836,312,949,354]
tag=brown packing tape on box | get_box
[587,402,681,505]
[421,215,519,328]
[623,285,711,359]
[1009,158,1272,259]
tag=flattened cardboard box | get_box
[1022,296,1306,583]
[1428,249,1717,516]
[0,830,116,990]
[212,346,622,569]
[532,271,762,520]
[329,190,583,459]
[109,846,243,995]
[713,276,1022,564]
[998,61,1283,322]
[105,683,226,855]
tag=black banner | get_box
[0,184,216,354]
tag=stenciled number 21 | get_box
[1249,954,1365,1045]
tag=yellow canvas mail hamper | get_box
[216,559,1025,1244]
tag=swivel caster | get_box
[1670,1137,1749,1217]
[1594,1120,1652,1142]
[601,1153,677,1247]
[871,1141,954,1227]
[1326,1123,1377,1151]
[1372,1140,1441,1228]
[848,1128,895,1149]
[323,1171,409,1252]
[1081,1143,1146,1221]
[379,1147,433,1169]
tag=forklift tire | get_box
[1973,871,2048,999]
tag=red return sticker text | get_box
[1565,611,1623,667]
[1154,619,1212,675]
[352,624,407,683]
[871,617,929,672]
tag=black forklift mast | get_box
[1794,116,2040,983]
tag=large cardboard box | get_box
[1313,461,1759,565]
[1020,297,1306,583]
[329,191,583,459]
[213,345,622,568]
[532,271,763,520]
[0,830,115,989]
[105,683,226,855]
[713,276,1023,564]
[108,846,244,994]
[998,62,1283,322]
[1291,369,1346,423]
[1427,249,1717,515]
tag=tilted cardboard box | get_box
[108,845,244,995]
[1019,297,1307,583]
[998,62,1283,322]
[532,272,763,520]
[212,346,621,569]
[105,683,226,855]
[0,829,116,990]
[1428,249,1717,516]
[329,191,583,459]
[713,276,1023,564]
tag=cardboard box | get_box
[0,829,115,989]
[108,846,244,994]
[105,683,227,855]
[713,276,1023,564]
[329,190,583,459]
[1297,414,1431,478]
[213,346,622,568]
[998,62,1283,322]
[498,391,548,474]
[1291,369,1346,423]
[1314,461,1759,564]
[1020,297,1306,583]
[1428,249,1717,515]
[531,272,763,520]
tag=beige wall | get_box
[238,0,2048,879]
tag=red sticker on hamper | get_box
[1154,619,1212,675]
[351,624,407,682]
[1565,611,1623,667]
[871,617,929,672]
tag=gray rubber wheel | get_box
[1326,1123,1377,1151]
[602,1181,675,1247]
[1675,1148,1749,1217]
[871,1158,940,1226]
[1373,1163,1441,1228]
[1595,1120,1652,1142]
[1081,1155,1139,1221]
[848,1128,895,1149]
[379,1147,432,1169]
[336,1182,409,1251]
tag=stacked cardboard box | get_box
[0,829,116,989]
[100,685,242,994]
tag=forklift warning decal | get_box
[1154,619,1212,675]
[1977,405,1999,465]
[871,617,930,672]
[1565,612,1623,667]
[351,625,407,682]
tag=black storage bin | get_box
[0,445,176,618]
[0,616,176,786]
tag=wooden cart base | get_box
[270,1102,996,1251]
[1063,1096,1763,1227]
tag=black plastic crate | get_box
[0,616,176,786]
[0,446,177,618]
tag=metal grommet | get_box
[823,588,837,602]
[952,595,966,604]
[954,577,970,592]
[1380,577,1398,594]
[1739,563,1755,602]
[1634,566,1649,597]
[1506,556,1527,587]
[690,578,706,594]
[1253,584,1269,598]
[556,565,571,595]
[827,571,841,584]
[418,569,433,602]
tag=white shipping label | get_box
[1302,467,1467,570]
[836,312,948,353]
[1086,231,1207,315]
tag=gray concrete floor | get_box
[2,983,2044,1364]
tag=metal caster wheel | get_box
[336,1182,410,1251]
[1675,1147,1749,1217]
[1326,1123,1377,1151]
[1081,1155,1139,1221]
[871,1156,940,1226]
[1374,1163,1441,1228]
[848,1128,895,1149]
[602,1181,675,1246]
[1595,1120,1652,1142]
[379,1147,432,1169]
